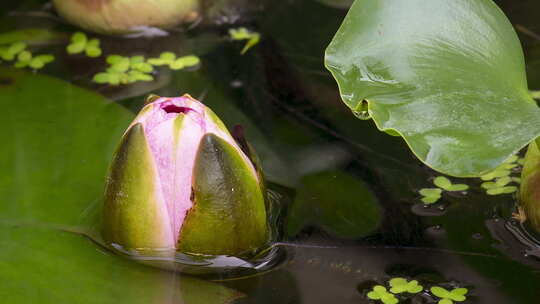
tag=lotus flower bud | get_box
[102,94,268,257]
[53,0,199,35]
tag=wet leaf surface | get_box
[326,0,540,177]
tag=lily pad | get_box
[0,68,132,226]
[0,225,241,304]
[325,0,540,177]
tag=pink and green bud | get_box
[102,94,268,257]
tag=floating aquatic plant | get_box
[66,32,102,58]
[418,176,469,204]
[367,285,399,304]
[229,27,260,54]
[364,277,470,304]
[430,287,468,304]
[0,42,55,70]
[388,278,423,294]
[479,154,522,195]
[433,176,469,192]
[93,54,154,85]
[15,52,55,70]
[419,188,443,204]
[147,52,200,70]
[0,42,27,61]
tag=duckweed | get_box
[0,42,54,70]
[419,175,470,205]
[367,285,399,304]
[0,42,27,61]
[478,154,522,195]
[433,176,469,191]
[430,287,468,304]
[388,278,423,294]
[229,27,261,54]
[66,32,102,58]
[93,54,155,85]
[147,52,200,70]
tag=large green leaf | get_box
[0,68,133,226]
[325,0,540,177]
[0,69,240,303]
[0,225,241,304]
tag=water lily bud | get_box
[103,94,268,257]
[53,0,200,35]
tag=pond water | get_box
[1,0,540,303]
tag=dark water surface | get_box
[2,0,540,303]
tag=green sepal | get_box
[178,134,268,256]
[102,123,173,251]
[520,140,540,232]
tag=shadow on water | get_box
[2,0,540,303]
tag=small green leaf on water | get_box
[67,42,86,54]
[169,55,200,70]
[87,38,99,48]
[431,286,450,298]
[85,39,102,57]
[446,184,469,191]
[107,55,124,64]
[229,27,251,40]
[109,58,130,72]
[147,58,167,66]
[419,187,442,204]
[481,181,497,189]
[1,51,14,61]
[229,27,261,54]
[14,60,29,68]
[160,51,176,61]
[130,56,145,64]
[92,73,110,84]
[419,188,442,197]
[8,42,27,55]
[512,177,522,184]
[177,55,200,67]
[481,169,511,181]
[389,277,423,294]
[128,71,153,82]
[170,59,185,70]
[17,50,32,62]
[433,176,452,189]
[67,32,87,54]
[495,176,512,187]
[486,186,518,195]
[449,288,468,301]
[503,163,518,169]
[421,195,441,204]
[71,32,87,43]
[367,285,399,304]
[131,62,153,73]
[85,47,101,58]
[108,73,120,85]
